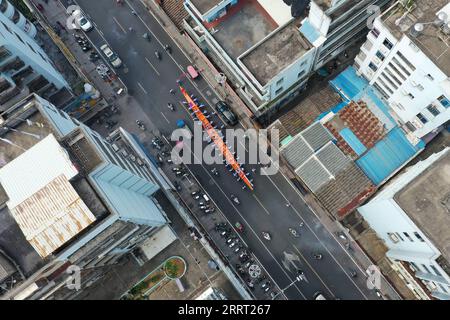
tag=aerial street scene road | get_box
[0,0,449,309]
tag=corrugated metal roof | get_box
[301,121,334,151]
[356,127,423,185]
[316,142,351,176]
[281,135,314,169]
[0,135,79,208]
[339,128,367,156]
[12,175,96,258]
[0,135,96,258]
[295,157,331,192]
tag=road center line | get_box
[291,244,335,298]
[160,112,170,124]
[137,82,148,94]
[112,16,126,34]
[252,194,271,215]
[262,171,369,299]
[145,57,160,76]
[181,147,307,300]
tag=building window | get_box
[275,87,284,95]
[27,43,36,54]
[403,232,414,242]
[370,27,380,38]
[376,50,385,61]
[408,93,414,100]
[426,104,440,117]
[430,265,443,277]
[276,78,284,86]
[438,95,449,108]
[421,264,431,273]
[409,262,419,272]
[392,57,411,76]
[438,284,448,293]
[383,38,393,50]
[1,22,12,34]
[297,70,305,79]
[14,32,25,44]
[405,121,417,132]
[416,113,428,124]
[395,232,404,241]
[413,232,425,242]
[387,233,400,243]
[369,62,378,72]
[426,73,434,81]
[397,51,416,71]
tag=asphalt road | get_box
[66,0,382,300]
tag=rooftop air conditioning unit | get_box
[409,23,424,38]
[112,143,119,152]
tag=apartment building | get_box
[183,0,391,118]
[0,94,173,300]
[358,148,450,300]
[0,0,69,111]
[355,0,450,142]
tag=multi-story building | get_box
[0,0,69,111]
[355,0,450,142]
[358,148,450,300]
[183,0,391,118]
[0,94,173,300]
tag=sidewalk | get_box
[30,0,127,117]
[140,0,258,129]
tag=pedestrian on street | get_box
[286,203,291,207]
[169,89,175,94]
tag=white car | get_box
[72,10,93,32]
[100,44,122,68]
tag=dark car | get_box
[215,101,238,126]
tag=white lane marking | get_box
[145,57,160,76]
[261,169,369,299]
[291,244,335,298]
[253,194,271,215]
[137,82,148,94]
[181,147,307,300]
[160,112,170,124]
[112,16,127,34]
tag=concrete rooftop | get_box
[211,0,277,60]
[394,151,450,264]
[383,0,450,75]
[191,0,222,15]
[240,20,312,86]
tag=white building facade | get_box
[358,148,450,300]
[183,0,391,117]
[0,0,68,89]
[355,0,450,142]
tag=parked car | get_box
[100,44,122,68]
[72,10,93,32]
[215,101,238,126]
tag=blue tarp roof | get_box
[330,66,368,100]
[339,128,367,156]
[356,127,424,185]
[299,20,320,44]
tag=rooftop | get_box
[382,0,450,75]
[394,150,450,262]
[240,20,312,86]
[0,135,97,258]
[210,0,278,60]
[190,0,222,15]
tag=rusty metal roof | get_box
[0,135,96,258]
